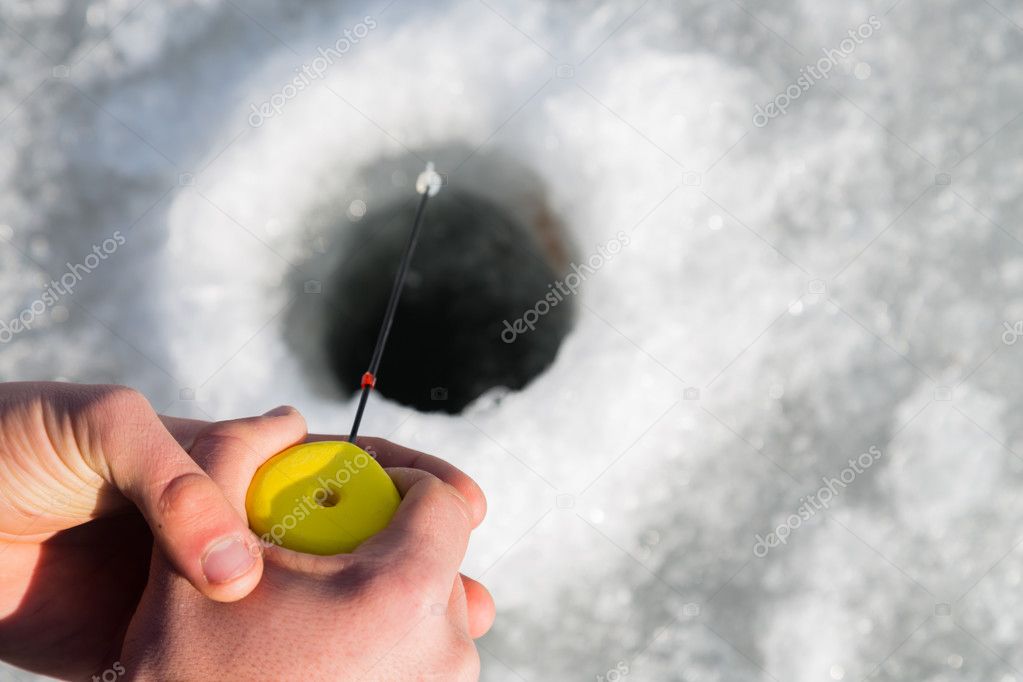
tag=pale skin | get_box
[0,382,493,680]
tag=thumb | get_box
[99,400,303,602]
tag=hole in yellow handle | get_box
[317,488,340,508]
[245,441,401,555]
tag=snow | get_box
[3,0,1023,680]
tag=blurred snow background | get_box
[2,0,1023,680]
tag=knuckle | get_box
[418,475,448,498]
[191,428,257,458]
[423,478,473,531]
[445,488,474,530]
[188,428,258,471]
[155,471,215,526]
[85,384,149,422]
[251,407,304,431]
[77,386,156,457]
[411,482,448,528]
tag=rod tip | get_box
[416,161,443,197]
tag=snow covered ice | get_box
[3,0,1023,679]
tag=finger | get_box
[357,468,472,604]
[306,434,486,527]
[159,415,210,451]
[101,405,302,602]
[460,574,495,638]
[187,406,308,506]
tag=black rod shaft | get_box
[348,188,432,443]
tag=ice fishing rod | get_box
[245,162,443,556]
[348,162,442,443]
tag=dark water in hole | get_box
[323,190,574,414]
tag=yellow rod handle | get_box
[245,441,401,555]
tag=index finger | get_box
[306,434,486,528]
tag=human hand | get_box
[0,382,286,679]
[121,418,493,681]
